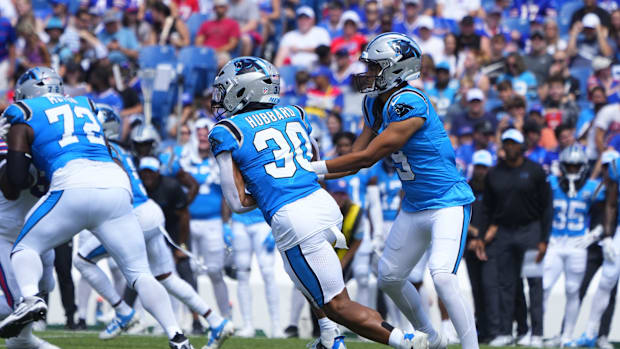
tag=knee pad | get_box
[73,254,92,272]
[378,255,406,285]
[234,251,252,272]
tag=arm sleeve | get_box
[386,91,429,124]
[209,122,242,157]
[216,151,256,213]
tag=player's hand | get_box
[174,248,187,259]
[469,239,487,261]
[535,241,547,263]
[575,225,603,248]
[0,117,9,140]
[601,237,618,262]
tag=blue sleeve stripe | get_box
[217,120,243,146]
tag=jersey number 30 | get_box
[253,121,313,178]
[45,104,104,148]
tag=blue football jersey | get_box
[159,145,184,176]
[209,105,320,223]
[549,175,603,237]
[2,95,111,180]
[109,142,148,207]
[608,158,620,226]
[182,155,222,219]
[232,208,266,225]
[376,161,402,222]
[362,86,474,212]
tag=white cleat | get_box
[401,331,429,349]
[489,335,514,347]
[0,297,47,338]
[430,333,448,349]
[270,326,285,338]
[236,326,255,338]
[531,336,543,348]
[6,334,60,349]
[597,336,613,349]
[543,335,561,348]
[99,309,141,340]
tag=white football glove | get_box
[575,225,604,249]
[600,237,618,263]
[0,117,9,140]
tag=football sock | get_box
[11,249,42,298]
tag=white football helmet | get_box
[352,32,422,97]
[559,144,588,198]
[14,67,64,101]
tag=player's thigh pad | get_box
[542,241,564,291]
[408,249,430,283]
[0,238,20,310]
[565,245,587,294]
[146,232,175,277]
[13,189,94,254]
[280,233,345,308]
[134,199,165,237]
[379,210,432,282]
[428,205,471,275]
[90,188,150,286]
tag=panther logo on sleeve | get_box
[393,103,413,117]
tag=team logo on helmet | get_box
[388,39,418,60]
[234,58,267,75]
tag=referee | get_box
[477,129,552,346]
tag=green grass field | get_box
[0,330,520,349]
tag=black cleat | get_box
[284,325,299,338]
[76,318,87,330]
[169,332,194,349]
[0,297,47,338]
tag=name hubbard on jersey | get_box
[242,106,299,129]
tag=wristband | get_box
[311,160,328,175]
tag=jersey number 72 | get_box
[45,104,104,148]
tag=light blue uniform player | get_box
[0,67,192,349]
[230,208,282,338]
[314,33,478,349]
[181,118,232,320]
[74,105,233,348]
[209,57,426,349]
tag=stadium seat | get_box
[178,46,217,97]
[558,1,582,37]
[279,65,302,88]
[138,45,177,69]
[187,13,209,44]
[569,66,593,103]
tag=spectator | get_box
[498,52,537,102]
[441,32,463,78]
[16,21,51,69]
[460,50,490,94]
[257,0,281,58]
[45,17,72,66]
[570,0,613,32]
[228,0,261,56]
[480,6,508,44]
[315,44,331,68]
[171,0,200,21]
[501,94,527,132]
[588,56,620,103]
[86,63,124,112]
[305,66,343,118]
[426,61,457,120]
[567,13,613,64]
[548,50,581,101]
[543,19,566,55]
[48,0,70,27]
[445,75,474,128]
[435,0,481,22]
[281,70,310,107]
[319,0,344,39]
[456,121,498,178]
[147,2,190,48]
[414,15,444,62]
[195,0,240,66]
[527,104,558,151]
[576,85,608,139]
[490,80,514,121]
[330,10,366,58]
[360,0,381,39]
[523,120,547,165]
[591,103,620,163]
[450,88,497,137]
[274,6,330,69]
[98,9,139,64]
[480,33,506,85]
[0,13,17,90]
[480,129,551,348]
[523,30,552,85]
[542,75,580,128]
[330,48,364,91]
[61,8,95,55]
[457,15,489,54]
[61,61,87,97]
[543,123,578,175]
[393,0,421,38]
[379,10,395,34]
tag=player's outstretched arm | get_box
[314,117,424,174]
[352,123,376,152]
[216,151,256,213]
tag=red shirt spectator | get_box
[172,0,199,21]
[195,0,240,52]
[330,10,366,57]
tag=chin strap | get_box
[565,174,580,198]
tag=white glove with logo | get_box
[0,117,9,140]
[600,237,618,263]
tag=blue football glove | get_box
[263,231,276,253]
[223,223,233,248]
